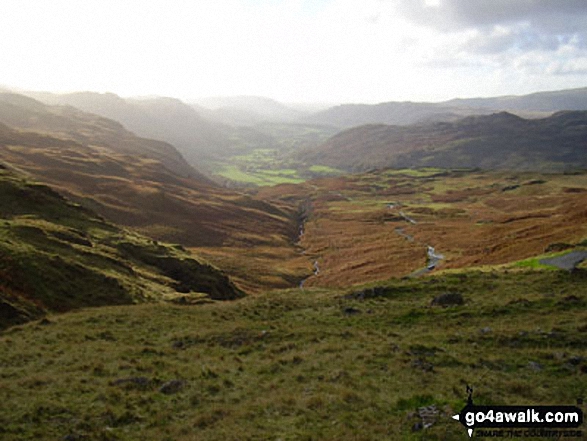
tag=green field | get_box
[213,149,343,186]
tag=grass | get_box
[212,149,343,187]
[1,269,586,440]
[217,164,306,186]
[0,168,243,328]
[514,250,574,270]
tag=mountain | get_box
[193,95,305,125]
[0,93,298,254]
[0,93,202,180]
[298,111,587,172]
[302,87,587,129]
[301,101,490,129]
[0,164,243,329]
[27,91,233,164]
[446,87,587,113]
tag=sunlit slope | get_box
[0,93,204,180]
[0,96,304,291]
[0,166,243,329]
[260,169,587,288]
[0,120,295,245]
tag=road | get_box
[539,250,587,271]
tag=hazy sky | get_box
[1,0,586,103]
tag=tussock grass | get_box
[1,270,586,440]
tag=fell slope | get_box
[0,165,243,329]
[0,93,202,180]
[299,111,587,172]
[302,101,490,129]
[447,87,587,113]
[28,91,233,164]
[1,269,586,439]
[0,95,305,291]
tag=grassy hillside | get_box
[298,112,587,172]
[0,93,203,180]
[1,269,586,440]
[0,96,309,291]
[0,165,243,329]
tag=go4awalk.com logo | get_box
[452,387,584,438]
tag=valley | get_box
[258,169,587,288]
[0,88,587,440]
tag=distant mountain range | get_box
[301,87,587,129]
[299,111,587,172]
[15,86,587,176]
[446,87,587,113]
[192,95,306,126]
[27,91,233,165]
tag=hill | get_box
[1,268,586,439]
[192,95,305,126]
[446,87,587,113]
[298,111,587,172]
[0,165,243,329]
[301,101,490,129]
[0,94,306,291]
[302,87,587,129]
[0,93,203,180]
[27,91,233,165]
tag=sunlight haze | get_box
[1,0,586,103]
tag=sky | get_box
[1,0,586,104]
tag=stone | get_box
[160,379,186,395]
[431,292,464,307]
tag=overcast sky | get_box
[1,0,586,104]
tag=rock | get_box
[480,327,492,334]
[528,361,543,372]
[160,379,186,395]
[412,358,434,372]
[431,293,464,307]
[418,405,439,428]
[110,377,151,389]
[345,286,390,300]
[63,435,86,441]
[568,356,585,366]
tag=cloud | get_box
[394,0,587,32]
[392,0,587,55]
